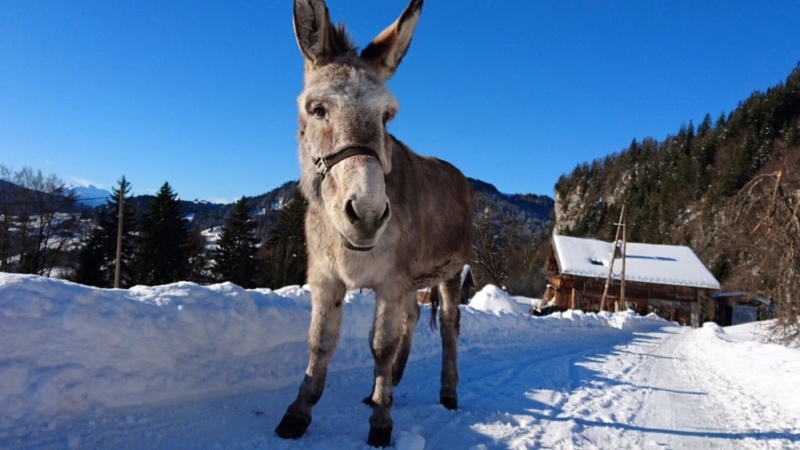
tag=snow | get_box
[201,226,222,252]
[469,284,527,315]
[1,273,799,449]
[64,184,111,208]
[552,234,721,289]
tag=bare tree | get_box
[0,165,15,271]
[0,165,80,276]
[471,201,508,287]
[729,151,800,346]
[471,198,531,289]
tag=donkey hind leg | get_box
[366,294,407,447]
[275,283,346,440]
[392,296,420,386]
[438,274,462,410]
[364,293,420,407]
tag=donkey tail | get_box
[428,285,440,330]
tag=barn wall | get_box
[545,274,703,326]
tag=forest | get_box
[555,64,800,345]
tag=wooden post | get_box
[600,204,626,311]
[571,287,576,310]
[619,206,627,311]
[113,184,125,289]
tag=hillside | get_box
[469,178,554,239]
[111,181,300,240]
[553,64,800,303]
[120,179,553,244]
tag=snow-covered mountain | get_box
[64,184,112,208]
[1,274,798,449]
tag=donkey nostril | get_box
[380,203,391,224]
[345,199,359,223]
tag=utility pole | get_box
[113,183,125,289]
[599,204,626,311]
[619,207,627,312]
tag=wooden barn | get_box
[544,235,720,327]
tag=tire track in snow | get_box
[418,331,646,449]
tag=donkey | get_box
[275,0,473,446]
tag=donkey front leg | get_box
[275,281,346,440]
[438,275,462,410]
[366,294,407,447]
[364,294,420,406]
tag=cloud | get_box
[207,196,234,205]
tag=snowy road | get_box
[2,276,799,449]
[11,324,799,449]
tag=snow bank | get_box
[0,274,313,424]
[468,284,527,314]
[683,320,800,420]
[0,274,666,429]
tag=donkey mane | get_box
[329,23,358,58]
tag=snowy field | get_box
[1,273,799,449]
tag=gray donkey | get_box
[275,0,473,446]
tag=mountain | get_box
[469,178,554,238]
[552,64,800,304]
[65,184,112,208]
[0,179,84,214]
[119,179,553,243]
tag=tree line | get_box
[0,167,308,290]
[553,63,800,346]
[1,165,552,298]
[71,177,309,289]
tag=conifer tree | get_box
[210,197,260,288]
[72,176,138,287]
[258,190,308,288]
[106,176,138,287]
[71,215,109,287]
[133,182,192,285]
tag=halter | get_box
[313,146,381,178]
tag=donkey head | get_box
[293,0,423,251]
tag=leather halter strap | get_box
[313,146,380,178]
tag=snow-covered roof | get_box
[552,235,720,290]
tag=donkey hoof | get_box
[440,395,458,410]
[363,393,392,408]
[367,424,393,448]
[275,413,311,439]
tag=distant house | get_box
[544,235,720,326]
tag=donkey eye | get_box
[312,105,328,120]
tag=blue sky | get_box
[1,1,799,203]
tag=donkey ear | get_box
[293,0,334,65]
[360,0,423,80]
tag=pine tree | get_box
[72,176,138,287]
[133,182,192,285]
[106,176,138,287]
[210,197,260,288]
[71,218,109,287]
[258,190,308,288]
